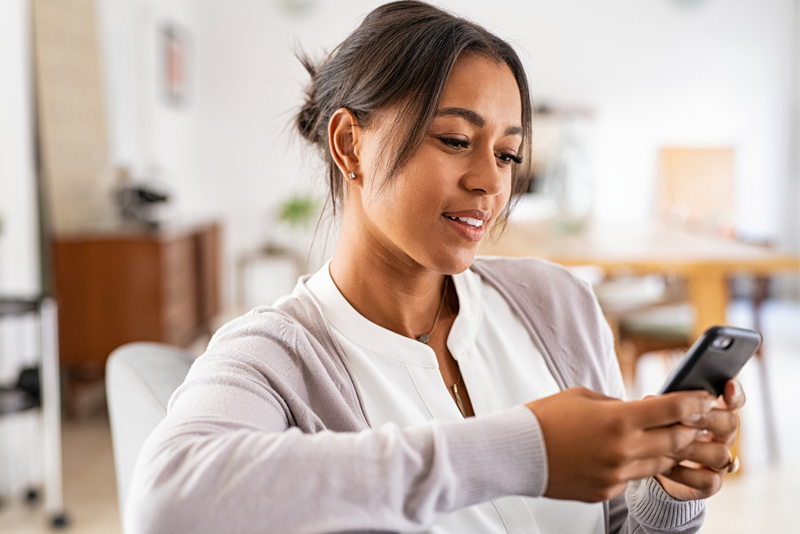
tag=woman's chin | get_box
[422,246,479,275]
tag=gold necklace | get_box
[415,277,449,344]
[414,278,466,416]
[448,369,466,417]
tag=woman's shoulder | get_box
[187,291,367,430]
[471,255,619,394]
[471,255,595,299]
[204,290,334,363]
[470,255,602,341]
[208,301,305,351]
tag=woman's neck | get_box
[329,229,448,341]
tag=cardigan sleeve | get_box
[610,478,705,533]
[124,342,549,534]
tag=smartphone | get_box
[659,326,762,397]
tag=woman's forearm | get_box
[126,380,547,534]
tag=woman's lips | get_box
[442,214,486,241]
[442,209,491,222]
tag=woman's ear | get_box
[328,108,362,182]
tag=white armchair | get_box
[105,343,195,520]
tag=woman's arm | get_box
[124,352,548,534]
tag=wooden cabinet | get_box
[52,223,220,369]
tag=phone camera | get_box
[712,336,733,350]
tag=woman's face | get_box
[352,53,523,274]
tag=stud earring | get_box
[348,172,356,180]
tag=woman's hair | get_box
[296,0,533,227]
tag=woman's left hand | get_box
[655,379,746,501]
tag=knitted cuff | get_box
[440,405,548,509]
[627,477,706,529]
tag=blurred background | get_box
[0,0,798,532]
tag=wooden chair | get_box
[658,147,736,237]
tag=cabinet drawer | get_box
[161,236,195,285]
[162,294,196,346]
[160,236,197,345]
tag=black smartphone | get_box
[659,325,762,397]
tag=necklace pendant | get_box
[416,333,430,344]
[453,384,466,417]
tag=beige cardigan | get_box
[126,256,705,534]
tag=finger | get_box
[631,425,701,458]
[679,408,739,441]
[620,456,678,481]
[670,441,732,471]
[711,413,739,446]
[629,391,716,429]
[723,379,746,410]
[659,465,723,498]
[690,428,714,442]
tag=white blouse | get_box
[304,261,605,534]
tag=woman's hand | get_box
[655,379,746,501]
[526,387,716,503]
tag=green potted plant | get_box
[278,195,318,229]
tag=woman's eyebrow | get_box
[436,107,485,127]
[435,107,523,136]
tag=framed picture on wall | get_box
[162,23,190,106]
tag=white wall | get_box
[192,0,365,299]
[96,0,201,217]
[777,0,800,298]
[95,0,798,308]
[0,0,40,298]
[787,0,800,256]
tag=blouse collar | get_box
[303,260,482,367]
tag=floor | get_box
[0,299,797,533]
[0,415,121,533]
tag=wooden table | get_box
[481,219,800,340]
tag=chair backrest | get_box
[658,147,735,237]
[106,342,195,520]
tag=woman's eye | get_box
[497,153,523,165]
[438,137,470,150]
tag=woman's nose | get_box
[462,149,505,196]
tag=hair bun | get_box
[296,54,323,146]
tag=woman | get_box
[127,2,744,533]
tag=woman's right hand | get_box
[526,387,716,502]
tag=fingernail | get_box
[733,381,743,401]
[705,398,716,411]
[685,413,702,422]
